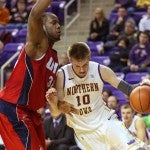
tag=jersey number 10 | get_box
[76,95,90,106]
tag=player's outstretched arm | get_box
[100,65,150,96]
[25,0,52,58]
[100,65,134,96]
[100,65,121,88]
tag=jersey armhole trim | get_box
[98,64,105,83]
[61,68,65,89]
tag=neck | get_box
[124,121,132,128]
[48,39,54,48]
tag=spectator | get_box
[102,88,113,102]
[112,0,136,13]
[107,95,121,120]
[122,31,150,74]
[5,0,17,17]
[10,0,29,23]
[136,0,150,10]
[108,36,130,72]
[121,103,148,143]
[0,41,4,52]
[0,0,10,25]
[99,19,137,55]
[122,19,138,49]
[26,0,37,12]
[108,7,128,41]
[59,52,69,68]
[0,30,12,45]
[43,113,80,150]
[87,7,109,42]
[139,5,150,32]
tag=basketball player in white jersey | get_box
[121,103,148,143]
[46,42,150,150]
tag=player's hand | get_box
[46,88,58,108]
[140,79,150,86]
[58,101,80,115]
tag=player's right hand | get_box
[140,78,150,86]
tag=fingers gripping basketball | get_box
[129,85,150,114]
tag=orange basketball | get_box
[129,85,150,114]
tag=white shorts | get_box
[75,118,145,150]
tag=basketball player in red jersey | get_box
[0,0,61,149]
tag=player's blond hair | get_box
[67,42,91,61]
[121,103,135,113]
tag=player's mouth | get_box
[57,30,61,35]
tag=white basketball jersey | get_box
[128,115,148,144]
[128,115,139,136]
[61,61,116,134]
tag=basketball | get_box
[129,85,150,114]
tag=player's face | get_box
[44,15,61,42]
[71,58,89,78]
[121,108,134,124]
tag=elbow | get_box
[30,7,40,19]
[29,3,44,20]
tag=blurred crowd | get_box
[87,0,150,74]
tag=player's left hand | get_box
[46,88,58,108]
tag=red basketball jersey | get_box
[0,47,59,110]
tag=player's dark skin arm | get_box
[25,0,51,59]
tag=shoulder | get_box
[25,36,49,59]
[135,116,146,128]
[57,65,70,79]
[89,61,101,69]
[89,61,98,65]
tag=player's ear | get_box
[43,25,46,32]
[88,55,91,61]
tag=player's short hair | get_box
[121,103,135,113]
[42,12,57,24]
[67,42,91,60]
